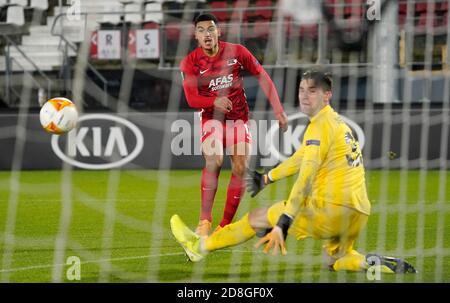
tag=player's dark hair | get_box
[301,69,333,92]
[194,13,219,26]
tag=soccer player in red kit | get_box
[180,13,288,236]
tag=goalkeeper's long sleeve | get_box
[282,119,324,218]
[283,159,319,218]
[269,147,304,181]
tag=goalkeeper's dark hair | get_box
[194,13,219,26]
[301,69,333,92]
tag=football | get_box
[39,97,78,134]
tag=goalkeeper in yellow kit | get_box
[170,70,416,274]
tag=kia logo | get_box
[51,114,144,169]
[267,112,365,161]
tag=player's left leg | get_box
[170,215,204,262]
[217,141,250,228]
[323,207,417,273]
[328,244,367,272]
[331,249,418,273]
[170,206,271,262]
[204,201,287,254]
[197,119,225,236]
[217,120,251,230]
[323,206,369,272]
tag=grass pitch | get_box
[0,170,449,282]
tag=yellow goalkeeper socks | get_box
[332,250,367,272]
[204,213,256,252]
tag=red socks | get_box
[200,168,220,222]
[219,174,245,227]
[200,170,245,227]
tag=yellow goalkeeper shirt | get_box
[269,105,371,217]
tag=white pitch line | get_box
[0,249,257,275]
[0,252,185,274]
[1,245,438,275]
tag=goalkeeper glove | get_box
[246,170,273,198]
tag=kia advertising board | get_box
[0,110,448,170]
[51,114,144,170]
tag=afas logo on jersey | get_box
[208,74,234,91]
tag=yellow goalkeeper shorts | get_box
[267,200,368,258]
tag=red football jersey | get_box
[180,41,283,121]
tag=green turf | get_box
[0,170,449,282]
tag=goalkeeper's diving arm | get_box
[246,147,303,197]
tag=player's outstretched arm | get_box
[255,69,288,132]
[237,44,287,132]
[246,147,304,197]
[269,147,304,182]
